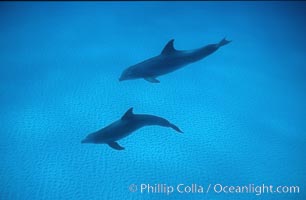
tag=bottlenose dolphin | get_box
[119,38,231,83]
[81,108,183,150]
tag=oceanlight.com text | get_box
[128,183,300,196]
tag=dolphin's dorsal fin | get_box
[121,107,134,120]
[161,39,176,55]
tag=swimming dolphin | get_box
[81,107,183,150]
[119,38,231,83]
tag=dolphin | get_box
[81,107,183,150]
[119,38,231,83]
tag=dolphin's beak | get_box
[119,77,127,82]
[81,138,90,144]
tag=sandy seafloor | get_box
[0,1,305,200]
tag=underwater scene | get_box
[0,1,305,200]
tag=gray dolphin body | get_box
[119,38,231,83]
[81,108,183,150]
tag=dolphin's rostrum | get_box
[119,38,231,83]
[81,108,183,150]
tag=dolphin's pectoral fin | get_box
[144,77,160,83]
[108,141,125,150]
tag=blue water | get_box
[1,2,305,200]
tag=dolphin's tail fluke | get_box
[217,38,231,47]
[169,123,183,133]
[146,115,183,133]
